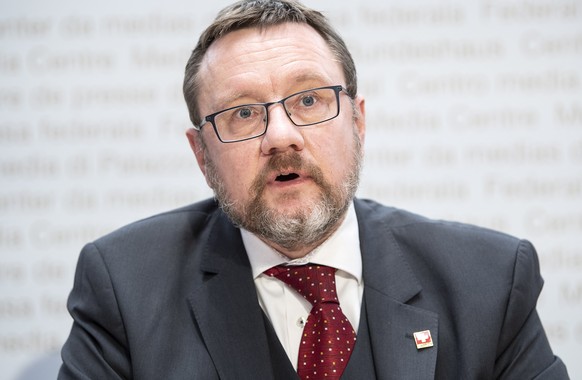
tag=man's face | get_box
[187,22,366,257]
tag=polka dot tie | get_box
[265,264,356,380]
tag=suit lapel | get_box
[187,211,276,379]
[355,200,438,380]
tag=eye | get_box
[237,107,253,119]
[300,95,316,107]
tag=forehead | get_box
[197,22,344,110]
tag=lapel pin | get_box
[413,330,434,350]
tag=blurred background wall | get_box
[1,0,581,378]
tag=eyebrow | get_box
[214,73,335,110]
[291,72,332,86]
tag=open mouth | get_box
[275,173,300,182]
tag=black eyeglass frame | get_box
[194,85,347,143]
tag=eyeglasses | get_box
[195,85,347,143]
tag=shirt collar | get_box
[242,201,362,284]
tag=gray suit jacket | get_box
[58,198,568,379]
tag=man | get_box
[59,1,569,379]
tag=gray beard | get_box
[204,131,362,252]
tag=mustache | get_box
[250,152,326,195]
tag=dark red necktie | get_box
[265,264,356,380]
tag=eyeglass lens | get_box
[214,87,339,142]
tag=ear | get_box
[353,95,366,147]
[186,128,207,178]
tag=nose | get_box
[260,103,305,155]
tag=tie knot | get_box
[265,264,338,306]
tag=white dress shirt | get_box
[242,202,363,369]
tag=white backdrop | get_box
[1,0,581,379]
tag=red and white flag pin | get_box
[413,330,434,350]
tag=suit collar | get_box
[188,210,279,379]
[354,199,438,379]
[354,198,422,303]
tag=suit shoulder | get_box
[93,198,220,248]
[355,199,543,308]
[355,198,523,255]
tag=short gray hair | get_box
[183,0,358,126]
